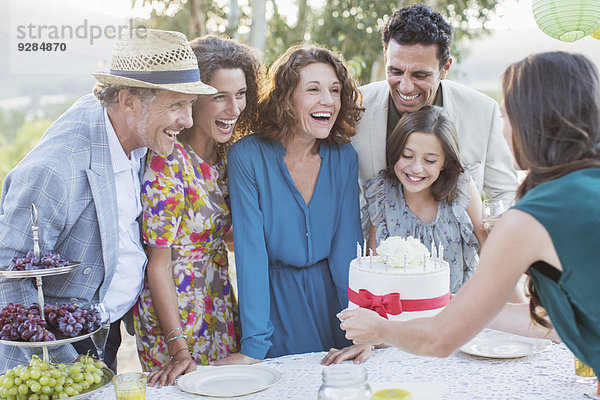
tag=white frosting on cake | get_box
[348,236,450,321]
[375,236,430,270]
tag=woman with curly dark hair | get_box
[134,35,265,385]
[325,51,600,376]
[219,43,364,364]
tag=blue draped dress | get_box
[228,134,363,359]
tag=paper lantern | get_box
[532,0,600,42]
[591,26,600,39]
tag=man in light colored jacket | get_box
[352,4,517,209]
[0,29,215,371]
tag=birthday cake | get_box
[348,236,450,321]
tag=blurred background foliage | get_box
[1,0,500,184]
[132,0,500,82]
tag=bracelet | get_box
[165,334,186,344]
[165,327,182,340]
[169,347,190,361]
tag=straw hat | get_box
[93,29,216,95]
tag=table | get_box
[91,336,596,399]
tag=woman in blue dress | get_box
[217,44,363,364]
[324,52,600,376]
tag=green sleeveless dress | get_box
[513,168,600,375]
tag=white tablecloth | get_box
[91,337,595,399]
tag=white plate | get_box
[460,331,552,359]
[177,365,280,397]
[370,382,443,400]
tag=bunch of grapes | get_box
[0,304,55,343]
[44,304,101,338]
[9,251,69,271]
[0,355,105,399]
[0,303,101,342]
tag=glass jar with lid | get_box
[317,364,372,400]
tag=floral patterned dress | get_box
[133,140,239,371]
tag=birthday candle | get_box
[363,239,367,257]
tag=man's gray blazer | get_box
[0,94,120,368]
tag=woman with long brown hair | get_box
[218,44,363,364]
[324,51,600,377]
[134,35,264,385]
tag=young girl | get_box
[364,105,486,293]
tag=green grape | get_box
[28,369,41,380]
[37,377,48,387]
[92,373,102,384]
[39,385,52,395]
[48,370,60,380]
[55,392,68,399]
[19,370,29,381]
[0,386,7,397]
[29,382,41,393]
[38,394,50,400]
[28,394,40,400]
[80,380,90,391]
[67,365,81,375]
[64,386,76,397]
[17,383,28,395]
[8,386,18,396]
[83,372,95,385]
[55,377,65,387]
[13,378,22,385]
[64,378,73,386]
[54,384,63,393]
[72,373,84,383]
[3,376,15,388]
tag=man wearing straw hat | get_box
[0,29,215,372]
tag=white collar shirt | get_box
[102,109,147,322]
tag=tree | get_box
[309,0,500,83]
[130,0,500,81]
[0,120,51,186]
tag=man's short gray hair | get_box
[93,83,158,107]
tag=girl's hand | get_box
[213,352,260,366]
[147,349,196,387]
[320,344,373,365]
[338,308,385,345]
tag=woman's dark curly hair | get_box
[257,43,363,145]
[180,35,265,156]
[502,51,600,328]
[384,105,463,203]
[382,4,453,69]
